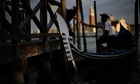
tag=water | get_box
[74,37,97,53]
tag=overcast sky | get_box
[30,0,136,31]
[63,0,135,24]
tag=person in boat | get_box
[88,13,115,53]
[98,13,115,53]
[72,13,115,53]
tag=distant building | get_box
[89,3,94,25]
[128,23,140,31]
[48,28,59,33]
[88,3,96,33]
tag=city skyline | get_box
[64,0,135,24]
[29,0,137,33]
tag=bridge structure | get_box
[0,0,83,84]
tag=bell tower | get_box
[89,3,95,32]
[89,3,94,25]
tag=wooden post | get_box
[61,0,66,20]
[80,0,87,52]
[73,18,76,44]
[25,0,31,41]
[37,0,52,84]
[134,0,139,68]
[94,1,98,53]
[60,0,70,83]
[11,0,25,83]
[76,0,81,49]
[135,0,138,47]
[40,0,47,52]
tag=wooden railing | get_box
[0,0,62,64]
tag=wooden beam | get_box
[47,4,56,18]
[20,0,44,32]
[0,17,14,33]
[40,0,47,33]
[5,5,12,16]
[0,34,17,40]
[47,4,60,32]
[47,33,60,38]
[40,0,47,53]
[12,0,20,35]
[21,33,47,39]
[24,0,31,36]
[47,18,56,32]
[48,0,61,6]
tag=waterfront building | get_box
[89,3,96,33]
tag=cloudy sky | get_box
[30,0,136,31]
[57,0,135,24]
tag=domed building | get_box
[109,14,115,22]
[108,15,130,34]
[115,18,130,32]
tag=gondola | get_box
[56,12,137,83]
[70,24,136,83]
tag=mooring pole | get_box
[76,0,81,49]
[80,0,87,52]
[61,0,70,83]
[94,1,98,53]
[73,18,76,44]
[134,0,139,70]
[61,0,66,20]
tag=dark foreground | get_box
[0,43,140,84]
[24,49,140,84]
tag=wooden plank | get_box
[17,40,43,45]
[0,34,17,40]
[47,33,60,38]
[21,33,47,39]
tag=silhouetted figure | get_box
[96,13,115,53]
[66,6,77,37]
[66,6,77,24]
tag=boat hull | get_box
[72,47,136,83]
